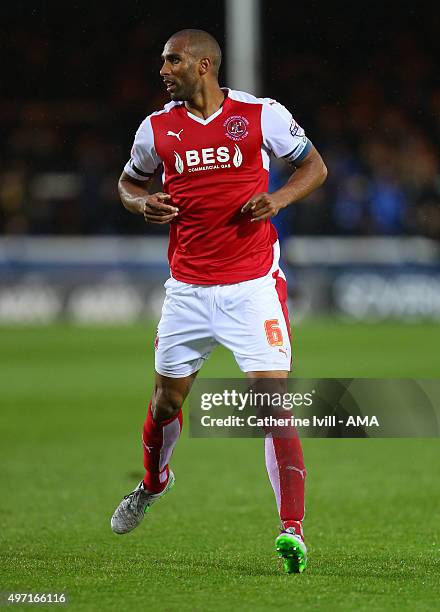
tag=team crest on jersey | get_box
[224,115,249,141]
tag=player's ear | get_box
[199,57,211,76]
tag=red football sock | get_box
[265,427,306,540]
[142,400,183,493]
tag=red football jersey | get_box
[124,89,311,284]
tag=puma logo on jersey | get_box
[173,144,243,174]
[167,129,183,141]
[278,348,288,357]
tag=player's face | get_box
[160,39,201,101]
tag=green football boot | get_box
[275,527,308,573]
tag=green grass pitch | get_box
[1,319,439,611]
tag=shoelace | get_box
[280,528,300,538]
[123,487,143,509]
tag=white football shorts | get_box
[154,242,292,377]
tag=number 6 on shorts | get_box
[264,319,283,346]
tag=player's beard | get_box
[169,74,198,102]
[169,87,191,101]
[169,86,186,101]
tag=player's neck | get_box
[184,84,225,120]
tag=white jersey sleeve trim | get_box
[261,99,309,161]
[123,115,162,181]
[227,89,311,163]
[227,88,261,104]
[151,100,183,117]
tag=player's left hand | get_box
[241,192,286,222]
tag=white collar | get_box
[185,88,229,125]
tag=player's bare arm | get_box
[241,145,327,222]
[118,171,178,224]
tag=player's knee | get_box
[152,386,183,421]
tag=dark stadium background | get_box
[1,3,439,611]
[1,1,439,238]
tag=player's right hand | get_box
[143,192,179,224]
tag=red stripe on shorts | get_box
[272,270,292,368]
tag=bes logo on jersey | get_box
[173,145,243,174]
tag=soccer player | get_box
[111,29,327,574]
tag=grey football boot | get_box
[111,471,175,534]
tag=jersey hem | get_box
[169,235,278,286]
[170,260,274,286]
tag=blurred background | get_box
[0,0,439,323]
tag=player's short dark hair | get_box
[169,29,222,74]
